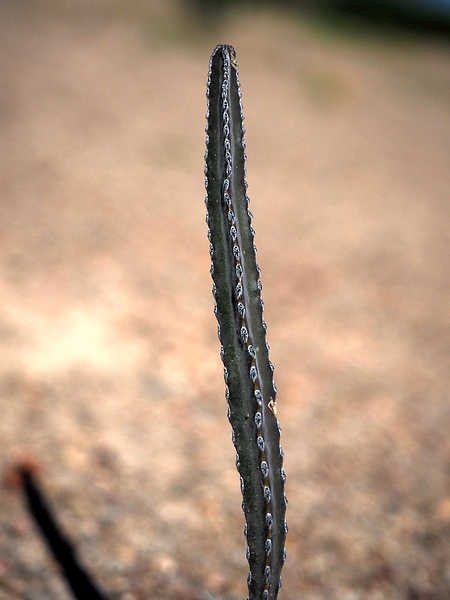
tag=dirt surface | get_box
[0,2,449,599]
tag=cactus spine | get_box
[204,45,287,600]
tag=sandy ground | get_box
[0,2,449,599]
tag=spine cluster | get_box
[204,45,287,600]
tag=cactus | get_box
[204,45,287,600]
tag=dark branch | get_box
[20,467,109,600]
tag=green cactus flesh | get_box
[204,45,287,600]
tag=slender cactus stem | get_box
[204,45,287,600]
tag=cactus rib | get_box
[204,45,287,600]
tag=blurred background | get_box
[0,1,449,599]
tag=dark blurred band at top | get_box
[189,0,450,39]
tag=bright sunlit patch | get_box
[0,281,146,375]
